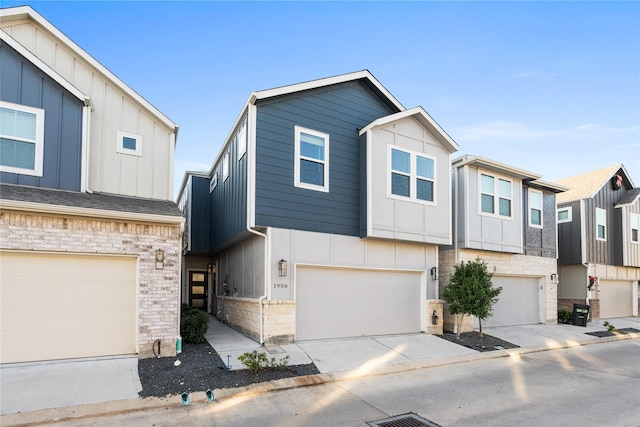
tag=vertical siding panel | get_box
[34,27,54,67]
[54,44,73,82]
[101,84,121,194]
[89,75,106,192]
[59,94,82,190]
[137,115,155,198]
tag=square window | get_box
[0,102,44,176]
[117,131,142,156]
[479,172,513,218]
[389,146,436,203]
[295,126,329,192]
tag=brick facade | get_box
[0,210,182,358]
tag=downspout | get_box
[81,98,93,193]
[580,199,591,305]
[453,164,460,264]
[245,102,269,345]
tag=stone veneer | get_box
[439,248,559,333]
[0,210,182,358]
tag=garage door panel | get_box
[599,280,633,318]
[296,267,422,341]
[474,276,540,328]
[1,252,137,363]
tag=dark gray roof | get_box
[0,184,183,217]
[615,187,640,207]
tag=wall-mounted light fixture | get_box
[207,264,213,273]
[550,273,558,284]
[430,267,438,280]
[278,259,288,277]
[155,249,164,270]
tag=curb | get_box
[1,332,637,427]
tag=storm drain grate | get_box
[366,412,442,427]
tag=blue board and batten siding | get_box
[254,81,397,236]
[188,176,213,254]
[0,41,83,191]
[209,118,249,252]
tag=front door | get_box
[189,271,208,311]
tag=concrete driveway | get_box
[0,356,141,415]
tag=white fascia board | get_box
[208,99,254,176]
[452,155,542,181]
[0,199,185,225]
[0,29,88,105]
[253,70,405,111]
[359,106,459,153]
[0,6,178,132]
[528,179,570,193]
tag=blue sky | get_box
[5,1,639,197]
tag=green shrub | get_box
[557,309,572,324]
[238,350,290,373]
[180,304,209,344]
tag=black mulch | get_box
[436,331,520,352]
[137,342,320,398]
[585,327,640,338]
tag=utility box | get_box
[572,304,590,327]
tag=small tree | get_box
[442,258,502,339]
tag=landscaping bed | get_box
[138,342,319,398]
[437,331,520,352]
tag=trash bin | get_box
[572,304,590,327]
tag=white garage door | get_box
[475,276,540,328]
[296,267,423,341]
[1,251,137,364]
[599,280,633,319]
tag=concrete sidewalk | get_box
[1,315,638,421]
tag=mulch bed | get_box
[436,331,520,352]
[137,342,319,398]
[585,328,640,338]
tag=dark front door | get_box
[189,271,208,311]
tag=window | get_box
[222,151,229,181]
[209,172,218,193]
[389,146,436,203]
[557,206,572,223]
[0,101,45,176]
[480,172,512,217]
[596,207,606,240]
[295,126,329,192]
[116,131,142,156]
[237,117,247,160]
[529,189,543,227]
[631,213,639,243]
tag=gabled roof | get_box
[0,6,178,133]
[210,70,406,172]
[359,106,459,154]
[555,164,634,203]
[452,155,542,180]
[0,30,89,105]
[251,70,405,111]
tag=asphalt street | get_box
[35,338,640,427]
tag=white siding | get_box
[0,19,175,200]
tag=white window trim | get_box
[116,131,142,156]
[294,125,329,192]
[237,117,247,160]
[0,101,45,176]
[478,170,513,219]
[630,212,639,244]
[528,188,543,228]
[387,145,437,205]
[596,207,606,241]
[557,206,573,224]
[209,172,218,193]
[222,151,229,181]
